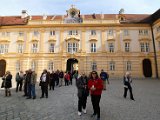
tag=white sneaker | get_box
[78,111,82,116]
[82,109,87,114]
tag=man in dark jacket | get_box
[15,70,24,92]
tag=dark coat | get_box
[76,75,89,97]
[3,74,12,88]
[40,72,50,86]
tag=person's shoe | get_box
[46,96,48,98]
[78,111,81,116]
[91,113,96,118]
[40,96,44,99]
[33,96,36,99]
[26,97,31,99]
[82,108,87,114]
[131,98,135,101]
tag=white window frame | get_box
[16,61,20,72]
[17,44,23,53]
[31,43,38,53]
[91,43,96,53]
[49,43,55,53]
[125,42,130,52]
[18,32,24,37]
[91,30,96,35]
[0,44,9,54]
[1,32,10,37]
[50,30,55,36]
[140,43,145,52]
[109,62,115,71]
[48,61,54,71]
[91,62,97,71]
[109,43,114,53]
[68,30,78,35]
[67,42,78,53]
[126,61,131,71]
[31,61,36,71]
[140,42,150,52]
[33,31,39,36]
[108,29,113,36]
[123,30,129,36]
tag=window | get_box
[33,31,39,36]
[31,43,38,53]
[0,44,9,54]
[18,32,24,37]
[109,43,114,53]
[68,30,78,35]
[17,44,23,53]
[50,30,55,36]
[49,43,54,53]
[108,29,113,36]
[67,42,78,53]
[140,42,150,52]
[91,62,97,71]
[109,62,115,71]
[1,32,10,37]
[125,42,130,52]
[31,61,36,71]
[48,61,54,71]
[126,61,131,71]
[123,30,129,36]
[91,43,96,52]
[16,61,20,71]
[91,30,96,35]
[139,29,148,35]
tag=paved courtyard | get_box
[0,78,160,120]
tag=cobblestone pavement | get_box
[0,78,160,120]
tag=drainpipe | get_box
[150,24,159,78]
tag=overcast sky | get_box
[0,0,159,16]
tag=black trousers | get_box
[49,81,55,90]
[91,95,101,118]
[16,81,23,92]
[123,86,134,100]
[24,82,28,96]
[78,95,87,112]
[41,84,48,97]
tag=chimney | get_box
[21,10,28,18]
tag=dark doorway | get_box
[0,59,6,77]
[143,59,152,77]
[66,58,78,73]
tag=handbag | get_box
[1,81,5,88]
[39,81,42,86]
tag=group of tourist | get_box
[1,68,135,120]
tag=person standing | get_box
[123,72,135,101]
[26,69,32,99]
[2,71,12,97]
[76,72,89,116]
[49,71,55,90]
[30,71,37,99]
[40,69,49,98]
[88,71,103,120]
[100,69,109,90]
[23,70,28,97]
[59,70,64,87]
[15,70,24,92]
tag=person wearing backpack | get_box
[100,69,109,90]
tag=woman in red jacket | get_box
[88,71,103,120]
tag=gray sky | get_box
[0,0,159,16]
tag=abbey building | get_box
[0,6,160,78]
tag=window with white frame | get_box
[91,30,96,35]
[16,61,20,71]
[31,61,36,71]
[17,44,23,53]
[1,32,10,37]
[0,44,9,54]
[109,61,115,71]
[67,42,78,53]
[18,32,24,37]
[50,30,55,36]
[91,43,96,52]
[33,31,39,36]
[31,43,38,53]
[49,43,54,53]
[108,29,113,36]
[139,29,148,35]
[108,43,114,53]
[91,61,97,71]
[125,42,130,52]
[126,61,131,71]
[48,61,54,71]
[140,42,150,52]
[68,30,78,35]
[123,30,129,36]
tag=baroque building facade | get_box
[0,6,160,79]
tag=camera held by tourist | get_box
[88,71,103,120]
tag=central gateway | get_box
[66,58,78,73]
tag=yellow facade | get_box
[0,7,160,79]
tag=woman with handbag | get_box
[2,71,12,97]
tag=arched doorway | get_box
[143,59,152,77]
[66,58,78,73]
[0,59,6,77]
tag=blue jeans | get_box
[31,84,36,97]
